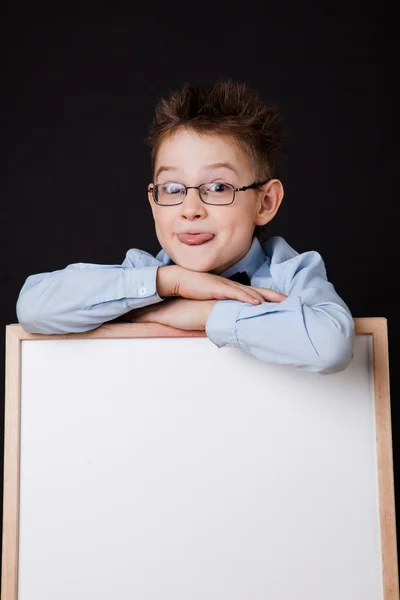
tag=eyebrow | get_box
[155,162,239,180]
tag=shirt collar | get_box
[220,236,266,280]
[156,236,266,280]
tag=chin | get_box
[177,259,217,273]
[172,252,219,273]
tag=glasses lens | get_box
[200,183,234,205]
[155,183,185,205]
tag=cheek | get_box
[217,205,255,234]
[153,211,178,246]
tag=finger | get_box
[241,288,270,303]
[225,281,276,304]
[220,285,265,305]
[222,283,286,305]
[251,286,287,302]
[213,279,263,303]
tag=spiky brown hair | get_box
[147,79,286,242]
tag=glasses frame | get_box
[148,179,270,206]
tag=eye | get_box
[206,182,231,193]
[163,183,184,195]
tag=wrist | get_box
[202,299,218,324]
[156,265,181,298]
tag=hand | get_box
[157,265,287,305]
[131,298,218,330]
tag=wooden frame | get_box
[1,317,398,599]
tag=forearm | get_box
[206,296,355,374]
[16,265,164,334]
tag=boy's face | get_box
[148,129,283,274]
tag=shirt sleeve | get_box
[205,246,356,375]
[16,248,165,334]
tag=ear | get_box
[254,179,284,226]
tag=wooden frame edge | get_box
[2,318,398,598]
[1,326,22,600]
[3,322,206,341]
[354,318,399,599]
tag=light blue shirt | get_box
[16,235,355,375]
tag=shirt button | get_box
[138,287,148,296]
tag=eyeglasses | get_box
[148,180,269,206]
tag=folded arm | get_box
[16,249,165,334]
[206,250,355,375]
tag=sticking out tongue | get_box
[178,233,214,245]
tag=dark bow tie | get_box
[228,271,251,285]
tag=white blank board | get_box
[2,321,398,599]
[17,335,380,597]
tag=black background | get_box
[1,1,399,582]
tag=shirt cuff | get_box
[205,300,243,348]
[124,266,164,308]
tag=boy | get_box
[16,79,355,374]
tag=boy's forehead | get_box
[154,130,251,178]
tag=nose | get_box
[179,188,208,220]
